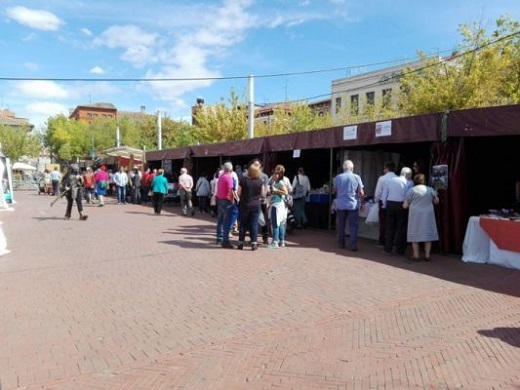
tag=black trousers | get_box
[384,201,408,254]
[65,188,83,217]
[153,192,165,214]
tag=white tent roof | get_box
[103,146,144,161]
[12,162,36,171]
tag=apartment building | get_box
[331,59,432,120]
[0,109,34,131]
[69,102,117,122]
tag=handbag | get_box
[284,194,294,208]
[292,175,306,199]
[365,202,379,225]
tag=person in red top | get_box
[141,168,152,203]
[83,167,96,203]
[94,165,110,207]
[216,162,235,248]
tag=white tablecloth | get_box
[462,216,520,271]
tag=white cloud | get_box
[6,6,62,31]
[24,102,69,128]
[80,28,93,36]
[14,81,69,99]
[26,101,68,116]
[71,82,122,101]
[89,66,105,75]
[93,25,158,68]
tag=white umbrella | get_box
[12,162,37,171]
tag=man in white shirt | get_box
[114,166,129,204]
[50,167,62,196]
[178,167,194,216]
[381,167,413,255]
[374,161,397,246]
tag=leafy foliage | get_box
[0,124,42,161]
[397,16,520,115]
[37,16,520,157]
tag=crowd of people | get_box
[372,160,439,262]
[47,158,439,259]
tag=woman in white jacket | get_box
[195,173,211,213]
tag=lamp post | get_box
[248,74,255,139]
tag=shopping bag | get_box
[365,202,379,225]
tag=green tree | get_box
[194,88,336,141]
[397,16,520,115]
[0,125,42,161]
[194,88,248,143]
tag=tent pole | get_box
[328,147,333,231]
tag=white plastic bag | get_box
[365,202,379,225]
[258,211,266,227]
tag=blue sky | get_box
[1,0,520,129]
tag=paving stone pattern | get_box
[0,191,519,389]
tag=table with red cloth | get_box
[462,216,520,271]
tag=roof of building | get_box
[74,103,117,110]
[0,109,34,128]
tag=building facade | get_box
[330,59,435,120]
[69,103,117,122]
[0,109,34,131]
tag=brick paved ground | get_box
[0,190,519,390]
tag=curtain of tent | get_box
[432,138,467,253]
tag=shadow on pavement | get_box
[478,328,520,348]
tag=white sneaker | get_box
[268,242,279,249]
[280,241,286,248]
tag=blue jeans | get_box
[229,201,239,229]
[117,185,126,203]
[216,198,233,242]
[336,208,359,248]
[270,206,286,244]
[238,206,261,244]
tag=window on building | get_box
[86,113,93,118]
[335,97,342,114]
[366,91,375,106]
[350,94,359,115]
[382,88,392,107]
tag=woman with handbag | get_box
[268,170,288,248]
[94,165,109,207]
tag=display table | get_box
[462,216,520,271]
[306,194,331,230]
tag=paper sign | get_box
[343,125,358,140]
[293,149,301,158]
[375,121,392,137]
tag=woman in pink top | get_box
[94,165,110,206]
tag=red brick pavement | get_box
[0,191,519,390]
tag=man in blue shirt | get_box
[334,160,364,251]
